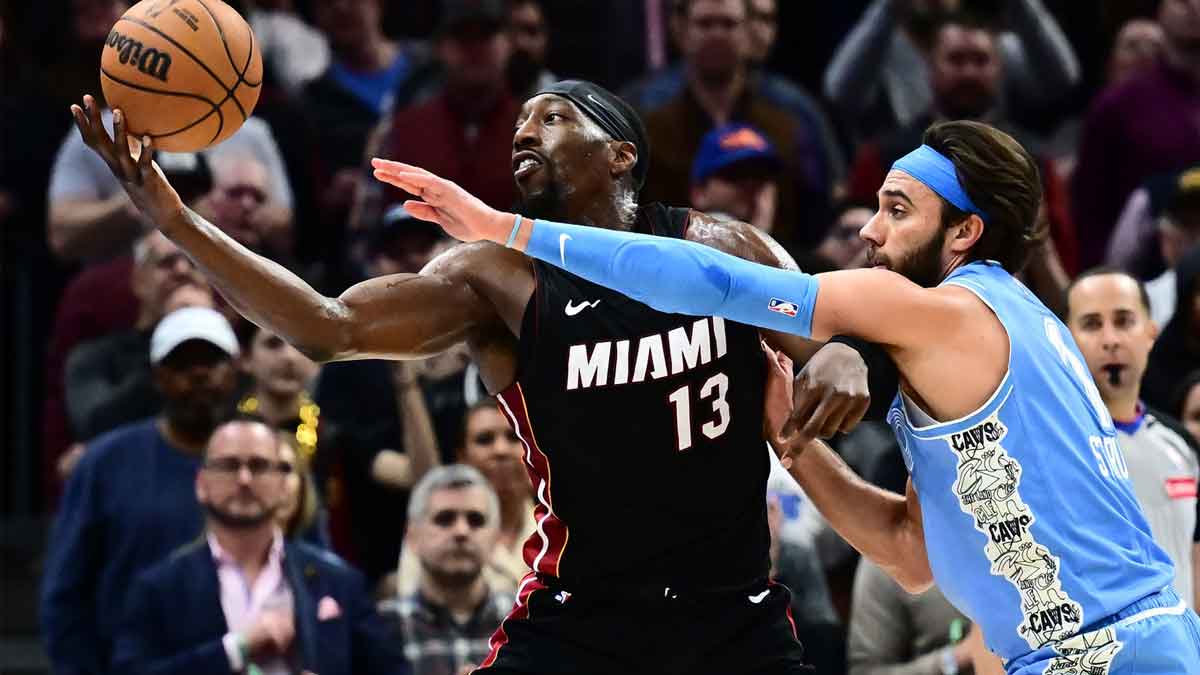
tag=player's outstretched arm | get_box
[763,348,932,592]
[372,159,958,350]
[72,97,499,363]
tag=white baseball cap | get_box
[150,307,240,365]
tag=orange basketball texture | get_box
[99,0,262,152]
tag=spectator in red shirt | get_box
[377,0,519,214]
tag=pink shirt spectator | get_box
[209,530,294,675]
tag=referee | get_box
[1067,267,1200,609]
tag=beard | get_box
[421,553,484,588]
[891,228,947,288]
[165,397,231,441]
[518,175,569,221]
[205,499,276,530]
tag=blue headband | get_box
[892,145,988,222]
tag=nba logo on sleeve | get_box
[768,298,798,317]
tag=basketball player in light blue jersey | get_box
[372,119,1200,673]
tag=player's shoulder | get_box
[423,240,533,285]
[421,241,535,334]
[682,210,798,270]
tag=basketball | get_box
[99,0,262,152]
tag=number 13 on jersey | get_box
[668,372,731,451]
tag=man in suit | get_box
[112,418,408,675]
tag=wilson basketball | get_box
[99,0,262,152]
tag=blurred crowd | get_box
[3,0,1200,673]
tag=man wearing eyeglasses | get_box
[113,418,406,675]
[381,465,513,675]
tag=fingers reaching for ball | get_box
[70,94,186,225]
[70,97,155,186]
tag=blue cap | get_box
[691,124,781,183]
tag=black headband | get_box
[535,79,650,190]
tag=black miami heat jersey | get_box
[495,203,770,590]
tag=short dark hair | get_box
[923,120,1044,274]
[1064,266,1152,317]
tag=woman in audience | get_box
[276,438,332,547]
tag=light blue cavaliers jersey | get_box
[887,261,1174,663]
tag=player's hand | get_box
[370,158,513,243]
[761,342,799,469]
[70,95,185,226]
[779,341,870,448]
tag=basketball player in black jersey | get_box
[70,82,889,674]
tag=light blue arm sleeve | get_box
[525,218,819,337]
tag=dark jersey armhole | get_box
[636,202,690,240]
[514,262,543,384]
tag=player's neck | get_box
[686,66,747,126]
[566,194,638,232]
[938,254,971,284]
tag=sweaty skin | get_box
[365,144,1027,596]
[67,93,873,435]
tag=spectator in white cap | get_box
[41,306,242,675]
[63,233,215,450]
